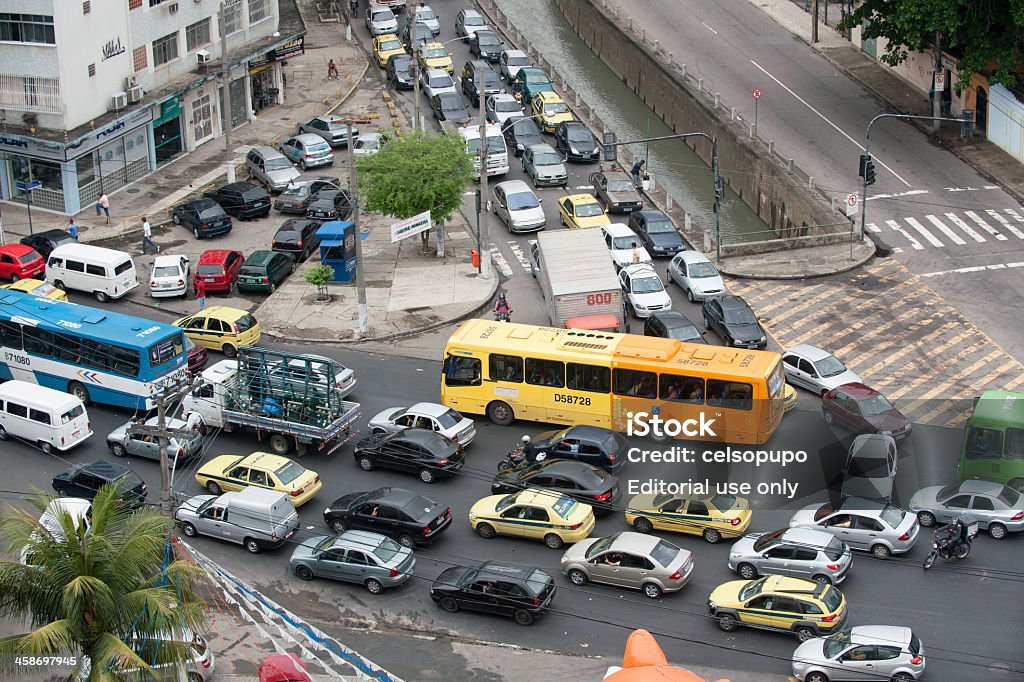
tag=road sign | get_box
[16,180,41,192]
[390,210,432,243]
[752,89,761,100]
[845,192,859,217]
[934,72,945,92]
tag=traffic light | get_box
[713,176,724,212]
[859,154,876,186]
[602,132,617,162]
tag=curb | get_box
[717,239,877,280]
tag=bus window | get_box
[613,369,657,399]
[708,379,753,411]
[525,358,564,388]
[23,328,54,356]
[1007,429,1024,459]
[566,363,610,393]
[966,427,1002,459]
[82,339,112,370]
[148,334,183,366]
[659,373,704,404]
[112,347,140,378]
[0,320,21,349]
[489,354,523,382]
[444,355,481,386]
[54,333,81,363]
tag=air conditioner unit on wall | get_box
[127,84,144,103]
[125,75,137,90]
[197,49,211,64]
[111,92,128,110]
[167,2,179,13]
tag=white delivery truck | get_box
[459,123,510,179]
[530,228,625,329]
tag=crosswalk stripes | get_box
[964,210,1007,240]
[865,207,1024,251]
[985,209,1024,239]
[490,243,514,277]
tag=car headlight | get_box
[708,600,717,610]
[468,512,477,519]
[480,51,488,56]
[759,335,766,342]
[570,147,579,154]
[324,507,331,515]
[634,303,647,310]
[881,430,893,436]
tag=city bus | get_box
[958,390,1024,492]
[440,320,786,444]
[0,289,188,410]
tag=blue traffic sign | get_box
[16,180,41,191]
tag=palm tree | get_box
[0,484,208,681]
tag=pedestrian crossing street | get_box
[727,259,1024,428]
[866,207,1024,252]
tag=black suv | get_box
[302,189,352,221]
[627,210,685,257]
[644,311,706,344]
[503,116,543,157]
[20,229,76,259]
[461,60,503,106]
[386,54,415,90]
[203,181,271,220]
[702,294,768,349]
[323,487,452,547]
[172,198,233,239]
[272,219,320,262]
[353,428,465,483]
[52,460,147,507]
[553,121,600,163]
[430,561,556,626]
[524,425,628,473]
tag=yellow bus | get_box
[440,320,786,444]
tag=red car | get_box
[194,249,244,294]
[0,244,45,282]
[258,654,310,682]
[822,382,913,440]
[184,336,209,373]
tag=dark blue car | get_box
[628,210,685,257]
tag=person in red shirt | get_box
[194,277,207,311]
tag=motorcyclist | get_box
[511,78,524,102]
[493,293,512,320]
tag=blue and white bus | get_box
[0,289,188,410]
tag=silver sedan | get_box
[908,479,1024,539]
[782,343,862,396]
[368,402,476,446]
[792,625,925,682]
[289,530,414,593]
[560,531,694,599]
[728,527,852,585]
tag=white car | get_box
[781,343,863,396]
[421,69,456,99]
[353,132,388,156]
[366,6,398,37]
[601,223,651,270]
[492,180,545,233]
[619,263,672,319]
[485,94,523,126]
[368,402,476,445]
[406,3,440,35]
[667,250,726,302]
[455,8,488,41]
[149,255,190,298]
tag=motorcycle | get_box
[496,435,545,472]
[494,310,512,322]
[923,516,978,570]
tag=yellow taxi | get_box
[531,91,574,133]
[707,575,848,641]
[625,492,751,543]
[557,194,611,229]
[418,42,454,75]
[195,452,323,507]
[0,278,67,301]
[174,306,260,358]
[783,383,798,412]
[372,34,405,68]
[469,488,596,549]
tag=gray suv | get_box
[245,146,301,193]
[728,527,853,585]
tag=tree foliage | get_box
[355,129,475,225]
[0,486,208,681]
[836,0,1024,88]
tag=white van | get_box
[175,486,299,554]
[21,497,93,565]
[0,381,92,454]
[459,124,509,179]
[45,243,139,302]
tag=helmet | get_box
[499,293,507,300]
[520,435,531,444]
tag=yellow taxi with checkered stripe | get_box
[707,575,848,641]
[469,488,596,549]
[0,278,67,301]
[625,492,751,543]
[195,452,322,507]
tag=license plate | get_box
[623,207,633,212]
[72,430,80,437]
[204,277,215,282]
[285,529,295,539]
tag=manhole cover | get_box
[126,188,141,194]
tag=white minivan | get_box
[0,381,92,454]
[45,243,139,302]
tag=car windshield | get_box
[611,236,636,250]
[380,39,401,51]
[821,585,843,612]
[688,261,719,278]
[823,537,846,561]
[61,404,85,424]
[550,494,578,519]
[424,47,448,59]
[631,275,663,294]
[280,185,309,198]
[607,179,635,193]
[512,119,541,135]
[738,576,767,601]
[858,394,896,416]
[567,129,593,143]
[198,207,225,219]
[371,9,393,21]
[153,266,179,277]
[534,152,561,166]
[416,8,435,20]
[465,15,485,27]
[543,102,569,115]
[752,528,786,552]
[585,533,619,558]
[814,354,847,377]
[326,120,348,131]
[711,494,738,511]
[315,537,336,553]
[436,408,462,429]
[275,229,301,242]
[428,75,451,88]
[477,34,500,46]
[507,192,539,210]
[848,456,890,477]
[439,94,463,109]
[813,504,834,521]
[31,282,60,296]
[575,203,604,218]
[275,461,305,485]
[649,540,681,567]
[265,158,292,171]
[879,504,906,527]
[17,252,38,264]
[507,55,529,67]
[523,71,549,84]
[723,305,758,325]
[197,264,224,275]
[823,629,853,658]
[373,537,402,563]
[494,100,521,112]
[495,492,520,512]
[643,219,676,234]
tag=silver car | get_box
[106,416,202,465]
[290,530,414,593]
[728,527,852,585]
[366,5,398,36]
[792,625,925,682]
[667,250,726,302]
[368,401,476,446]
[298,115,359,147]
[908,479,1024,539]
[245,146,301,193]
[499,49,532,81]
[405,3,439,35]
[790,497,919,559]
[560,531,694,599]
[277,134,334,170]
[782,343,862,396]
[841,434,898,502]
[522,143,568,187]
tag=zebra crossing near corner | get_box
[865,208,1024,252]
[491,243,514,277]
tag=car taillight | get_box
[437,458,449,466]
[731,517,742,526]
[177,279,184,286]
[389,568,400,577]
[594,492,611,502]
[306,153,313,158]
[899,530,912,541]
[261,277,269,283]
[532,597,541,606]
[1012,511,1024,521]
[822,614,838,622]
[607,454,615,462]
[241,202,249,209]
[233,324,240,333]
[296,240,303,248]
[568,522,582,530]
[826,563,840,570]
[314,475,320,484]
[910,656,922,665]
[668,570,682,581]
[271,531,278,540]
[150,281,157,287]
[422,526,431,535]
[202,658,211,669]
[61,436,65,446]
[201,223,209,228]
[290,489,302,497]
[141,485,147,493]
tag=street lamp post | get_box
[477,64,492,280]
[343,120,369,334]
[219,2,235,183]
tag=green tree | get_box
[355,129,475,247]
[837,0,1024,87]
[0,486,208,681]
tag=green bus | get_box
[958,390,1024,492]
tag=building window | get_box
[152,32,178,67]
[88,63,96,77]
[149,0,169,6]
[83,1,91,14]
[186,18,211,52]
[0,74,61,113]
[0,14,56,45]
[133,45,147,72]
[248,0,268,24]
[129,0,142,9]
[223,0,243,35]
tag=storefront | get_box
[248,37,304,115]
[153,98,184,166]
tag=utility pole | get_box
[932,31,942,133]
[219,2,235,183]
[478,65,492,279]
[412,43,421,131]
[811,0,819,43]
[345,117,369,334]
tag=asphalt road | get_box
[2,340,1020,681]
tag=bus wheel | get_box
[68,382,91,406]
[647,429,670,444]
[487,401,514,426]
[269,434,290,455]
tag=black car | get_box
[273,177,339,214]
[429,92,471,124]
[272,219,320,262]
[430,561,556,626]
[353,428,465,483]
[491,459,621,515]
[20,229,76,260]
[52,460,147,508]
[386,53,415,90]
[171,198,233,239]
[468,29,503,63]
[303,189,352,221]
[203,181,271,220]
[702,294,768,349]
[461,60,503,105]
[627,210,685,257]
[323,487,452,547]
[402,22,432,51]
[553,121,600,163]
[644,311,706,344]
[524,425,629,473]
[503,116,543,157]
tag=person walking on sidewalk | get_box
[327,59,339,81]
[140,216,160,255]
[194,277,207,311]
[95,193,110,224]
[630,159,646,188]
[66,217,79,240]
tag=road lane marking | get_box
[865,222,881,233]
[885,219,923,249]
[702,22,718,35]
[920,261,1024,278]
[904,217,944,247]
[964,210,1007,240]
[506,240,532,272]
[985,209,1024,239]
[748,59,911,187]
[924,215,966,245]
[491,244,514,276]
[867,189,929,200]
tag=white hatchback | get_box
[485,93,524,126]
[353,132,388,156]
[601,223,651,270]
[619,263,672,318]
[492,179,545,233]
[421,69,457,99]
[149,254,190,298]
[668,250,726,302]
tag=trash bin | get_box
[471,249,480,268]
